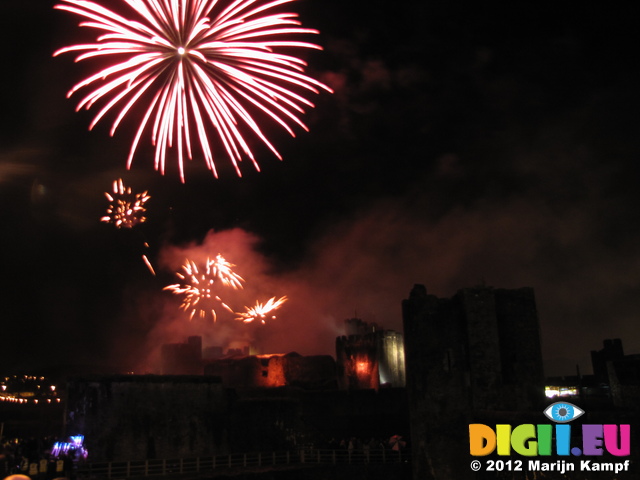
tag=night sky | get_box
[1,1,640,378]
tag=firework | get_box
[101,178,150,228]
[235,295,287,323]
[164,255,245,321]
[54,0,332,181]
[142,254,156,275]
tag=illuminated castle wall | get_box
[402,284,544,480]
[160,322,405,391]
[336,319,406,390]
[203,353,337,389]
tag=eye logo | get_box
[543,402,585,423]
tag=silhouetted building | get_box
[402,284,544,480]
[160,336,203,375]
[591,338,624,385]
[160,343,200,375]
[203,345,224,360]
[591,339,640,410]
[607,355,640,409]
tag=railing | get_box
[76,448,410,479]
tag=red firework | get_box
[54,0,332,181]
[235,295,287,323]
[164,255,245,321]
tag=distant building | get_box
[592,339,640,410]
[160,336,203,375]
[402,284,545,480]
[591,338,624,385]
[607,357,640,409]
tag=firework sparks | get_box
[235,295,287,323]
[54,0,332,181]
[101,178,150,228]
[164,255,245,321]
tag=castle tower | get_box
[336,319,406,390]
[402,284,545,480]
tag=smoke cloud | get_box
[121,173,640,379]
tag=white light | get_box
[177,47,186,55]
[545,385,578,398]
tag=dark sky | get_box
[1,0,640,378]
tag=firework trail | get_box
[54,0,332,181]
[164,255,245,321]
[235,295,287,323]
[142,251,157,276]
[101,178,150,228]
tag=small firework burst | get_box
[164,255,245,321]
[235,295,287,324]
[101,178,150,228]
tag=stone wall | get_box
[64,377,409,461]
[203,353,336,389]
[65,375,229,461]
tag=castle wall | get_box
[203,353,336,389]
[64,376,409,461]
[204,356,267,387]
[65,375,229,461]
[377,331,406,387]
[402,285,471,480]
[592,338,625,384]
[456,287,503,411]
[607,356,640,409]
[160,343,202,375]
[494,287,545,409]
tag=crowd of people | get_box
[326,435,408,453]
[0,437,78,480]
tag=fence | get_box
[76,448,410,479]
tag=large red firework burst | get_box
[54,0,332,181]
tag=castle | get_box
[68,284,640,480]
[64,319,409,461]
[402,284,545,480]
